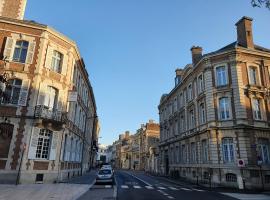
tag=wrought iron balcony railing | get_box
[34,105,66,123]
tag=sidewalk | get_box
[0,170,97,200]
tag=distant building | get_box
[0,0,98,184]
[158,16,270,189]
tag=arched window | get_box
[225,173,237,182]
[13,40,29,63]
[0,123,14,158]
[3,78,22,105]
[222,137,234,163]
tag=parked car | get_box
[96,168,114,184]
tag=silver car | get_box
[96,169,114,184]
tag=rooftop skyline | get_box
[25,0,270,145]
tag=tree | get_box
[251,0,270,9]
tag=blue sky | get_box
[25,0,270,145]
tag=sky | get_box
[25,0,270,145]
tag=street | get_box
[114,170,237,200]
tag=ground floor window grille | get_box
[36,129,52,159]
[225,173,237,182]
[203,171,210,180]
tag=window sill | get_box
[0,103,19,108]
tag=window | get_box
[219,97,230,120]
[201,139,208,163]
[222,138,234,163]
[249,66,259,85]
[0,123,14,158]
[188,84,193,100]
[189,109,195,129]
[258,138,270,164]
[198,74,204,94]
[44,86,58,110]
[179,93,183,108]
[199,103,206,124]
[175,146,179,163]
[13,40,29,63]
[2,79,22,105]
[216,66,228,86]
[182,145,187,163]
[226,173,237,182]
[173,98,177,112]
[51,50,63,73]
[180,115,185,132]
[35,129,52,159]
[190,142,196,163]
[252,98,262,120]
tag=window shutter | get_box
[37,84,46,105]
[18,80,30,106]
[61,54,68,75]
[49,132,58,160]
[65,137,70,161]
[28,127,40,159]
[3,37,15,61]
[26,41,36,64]
[45,46,53,68]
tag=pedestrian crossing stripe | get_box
[145,186,154,189]
[180,187,191,191]
[168,196,175,199]
[169,187,179,190]
[192,189,204,192]
[157,187,166,190]
[133,185,141,189]
[121,185,128,189]
[105,185,112,188]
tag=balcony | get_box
[34,105,67,130]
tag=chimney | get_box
[235,16,254,49]
[191,46,203,66]
[0,0,27,20]
[175,68,184,86]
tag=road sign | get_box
[237,159,245,167]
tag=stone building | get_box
[159,16,270,189]
[0,0,98,184]
[138,120,160,170]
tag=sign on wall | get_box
[68,91,78,102]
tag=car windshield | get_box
[98,169,111,175]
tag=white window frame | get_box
[248,65,261,86]
[222,137,234,163]
[199,102,206,124]
[258,138,270,164]
[35,129,52,160]
[12,40,29,63]
[51,50,63,73]
[188,84,193,101]
[219,97,231,120]
[215,64,228,87]
[197,73,204,94]
[2,78,22,105]
[252,98,262,120]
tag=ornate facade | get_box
[159,17,270,189]
[0,0,98,183]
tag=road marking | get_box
[133,185,141,189]
[169,187,179,190]
[192,188,204,192]
[123,171,152,186]
[180,187,191,191]
[113,185,117,199]
[121,185,129,189]
[168,196,175,199]
[158,189,169,196]
[145,186,154,189]
[158,186,166,190]
[105,185,112,188]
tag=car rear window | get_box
[98,169,111,175]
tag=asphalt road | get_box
[115,170,237,200]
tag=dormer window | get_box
[13,40,29,63]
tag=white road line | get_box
[180,187,191,191]
[158,187,166,190]
[158,189,169,196]
[145,186,154,189]
[192,188,204,192]
[133,185,142,189]
[121,185,129,189]
[169,187,179,190]
[105,185,112,188]
[168,196,175,199]
[123,171,152,186]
